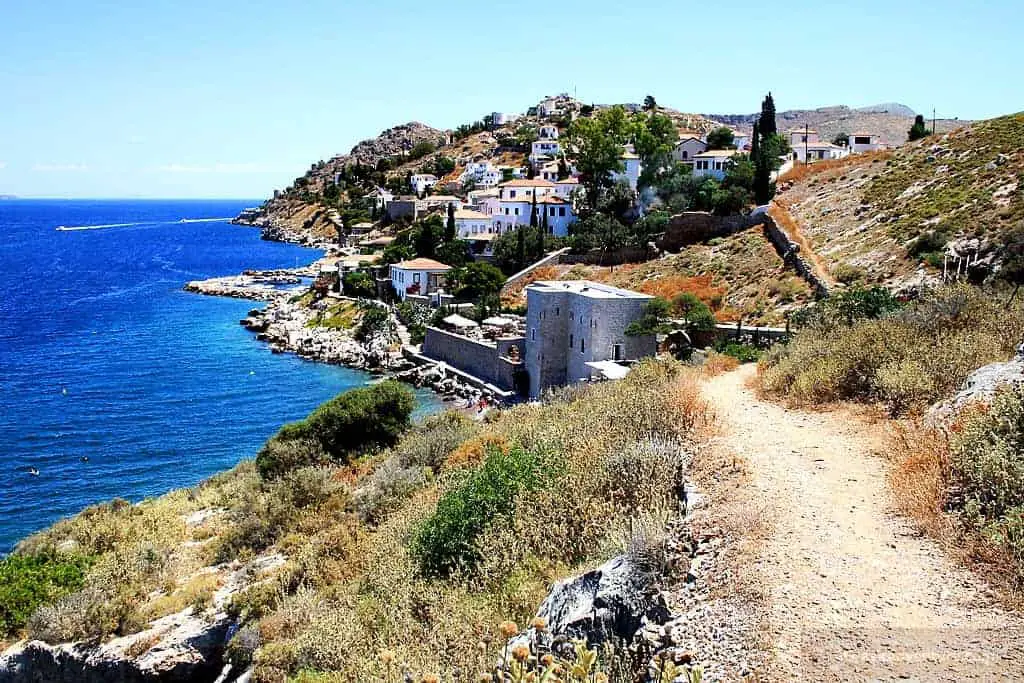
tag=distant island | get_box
[0,194,18,200]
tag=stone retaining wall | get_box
[421,327,524,391]
[761,209,830,298]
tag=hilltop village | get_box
[223,93,898,402]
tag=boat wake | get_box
[57,217,232,231]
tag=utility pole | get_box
[804,123,809,166]
[932,107,937,135]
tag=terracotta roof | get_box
[392,258,452,271]
[556,177,579,184]
[454,209,490,220]
[499,178,555,188]
[694,149,739,158]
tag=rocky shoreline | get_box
[184,268,506,409]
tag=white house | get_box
[732,131,751,151]
[459,161,503,189]
[390,258,452,300]
[692,150,739,180]
[554,176,580,199]
[538,124,559,140]
[498,178,556,201]
[491,112,521,126]
[530,139,561,163]
[454,208,493,238]
[367,187,394,210]
[849,132,882,154]
[791,142,850,164]
[673,136,707,163]
[788,128,820,147]
[409,174,438,195]
[538,195,577,236]
[611,151,642,190]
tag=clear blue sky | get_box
[1,0,1020,199]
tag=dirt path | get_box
[703,365,1024,681]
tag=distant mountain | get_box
[855,102,917,117]
[0,195,18,200]
[704,103,963,147]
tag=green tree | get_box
[536,209,547,258]
[515,226,526,269]
[706,127,736,150]
[566,105,631,211]
[908,114,929,141]
[435,239,469,268]
[572,213,628,257]
[456,262,506,300]
[630,210,669,248]
[256,381,415,477]
[414,215,442,258]
[625,297,672,336]
[752,120,772,205]
[643,94,657,111]
[445,203,456,242]
[408,140,436,160]
[530,193,539,228]
[342,271,377,298]
[760,92,777,137]
[671,292,716,332]
[723,154,755,191]
[632,112,679,189]
[833,132,850,147]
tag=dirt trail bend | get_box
[704,365,1024,681]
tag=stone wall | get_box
[421,327,523,391]
[500,247,571,293]
[558,246,655,266]
[761,212,830,298]
[656,212,760,253]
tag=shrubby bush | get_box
[0,552,91,635]
[257,381,415,477]
[950,385,1024,569]
[410,446,555,578]
[762,284,1024,413]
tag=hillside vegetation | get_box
[3,361,707,681]
[776,113,1024,289]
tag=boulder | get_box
[929,355,1024,423]
[515,555,671,650]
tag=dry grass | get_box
[13,359,712,680]
[702,351,739,377]
[778,151,891,185]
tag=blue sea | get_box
[0,199,441,553]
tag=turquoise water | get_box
[0,199,441,553]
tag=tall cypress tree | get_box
[536,208,548,258]
[752,120,772,205]
[516,226,526,269]
[760,92,777,137]
[445,203,456,241]
[530,193,539,228]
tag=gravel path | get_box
[703,365,1024,681]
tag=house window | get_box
[559,208,566,217]
[613,344,623,361]
[569,333,574,348]
[531,328,536,341]
[510,190,516,198]
[682,151,688,159]
[569,311,574,321]
[413,273,420,283]
[549,207,555,216]
[580,338,585,353]
[555,307,559,316]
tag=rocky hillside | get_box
[708,103,963,147]
[773,112,1024,290]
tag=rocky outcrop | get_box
[345,122,447,167]
[929,351,1024,422]
[525,555,671,648]
[184,272,306,301]
[0,555,284,683]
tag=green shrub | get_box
[411,446,554,578]
[0,552,91,635]
[948,385,1024,571]
[714,341,761,363]
[257,382,415,478]
[762,284,1024,413]
[832,262,865,284]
